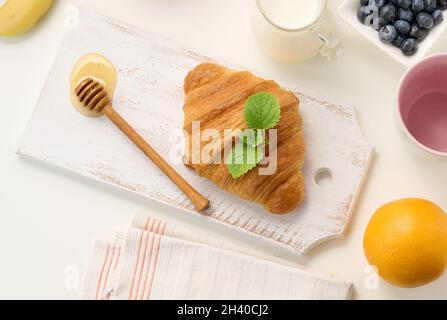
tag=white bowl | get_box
[338,0,447,67]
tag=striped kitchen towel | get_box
[82,215,353,300]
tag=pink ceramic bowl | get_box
[396,53,447,158]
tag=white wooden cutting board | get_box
[18,8,374,256]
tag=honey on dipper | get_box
[70,53,117,117]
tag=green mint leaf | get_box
[240,129,265,147]
[244,92,281,130]
[226,142,263,179]
[226,92,279,179]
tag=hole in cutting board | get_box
[314,168,333,189]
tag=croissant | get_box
[183,63,305,214]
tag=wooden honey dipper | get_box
[75,77,210,212]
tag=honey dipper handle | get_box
[103,105,210,212]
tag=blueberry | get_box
[360,0,370,5]
[439,0,447,10]
[401,38,418,55]
[409,23,429,41]
[394,19,412,34]
[411,0,425,12]
[424,0,437,12]
[393,35,407,47]
[376,17,389,29]
[379,25,398,42]
[417,12,434,28]
[398,8,414,21]
[361,6,380,26]
[432,9,444,25]
[396,0,412,9]
[369,0,387,9]
[357,6,369,24]
[371,16,388,30]
[380,4,398,22]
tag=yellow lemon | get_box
[364,198,447,288]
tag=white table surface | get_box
[1,0,446,300]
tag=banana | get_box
[0,0,54,36]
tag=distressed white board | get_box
[18,8,374,256]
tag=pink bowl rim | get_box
[396,53,447,158]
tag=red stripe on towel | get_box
[128,217,151,300]
[101,245,116,300]
[95,244,110,300]
[139,220,161,300]
[134,219,155,300]
[146,233,162,300]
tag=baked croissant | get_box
[183,63,305,214]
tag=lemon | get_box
[364,198,447,288]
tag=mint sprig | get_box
[226,142,264,179]
[244,92,281,130]
[226,92,281,179]
[240,129,265,147]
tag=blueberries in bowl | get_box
[357,0,445,56]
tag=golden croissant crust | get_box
[183,63,305,214]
